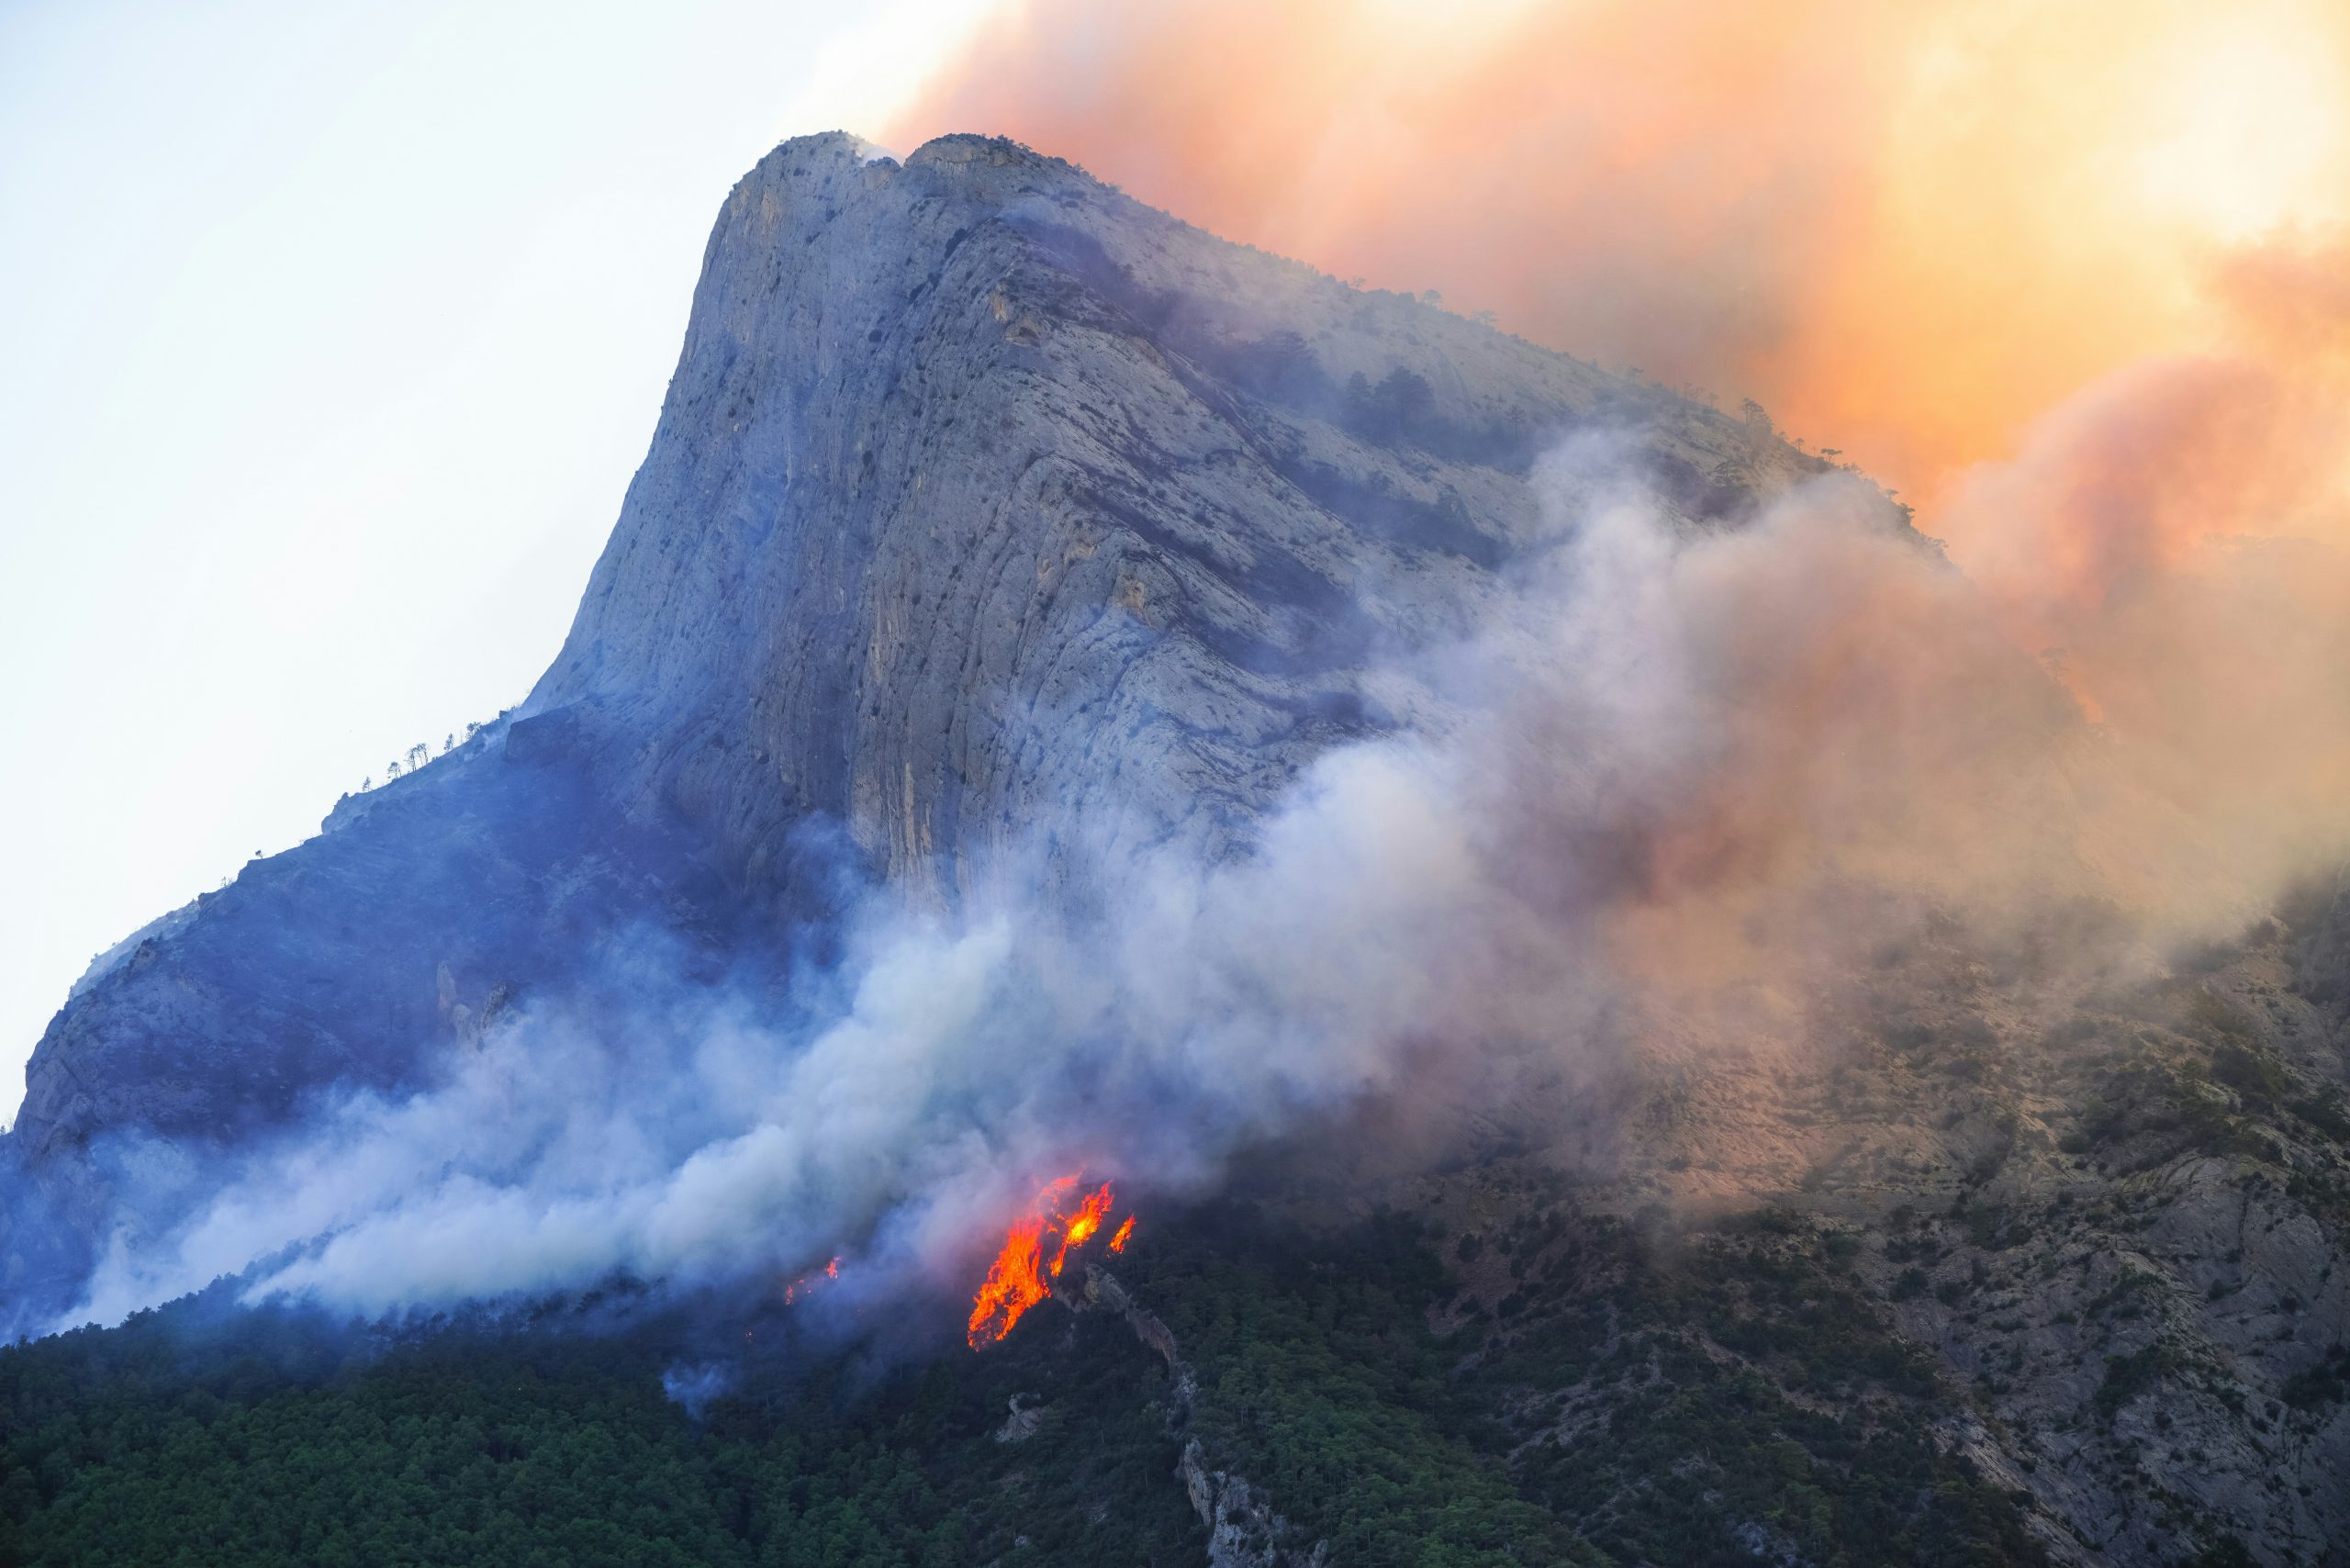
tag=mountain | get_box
[4,133,2346,1568]
[0,131,1832,1315]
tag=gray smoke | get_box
[59,426,2350,1334]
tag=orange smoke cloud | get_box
[896,3,2350,925]
[889,0,2350,513]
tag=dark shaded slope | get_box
[1,716,733,1325]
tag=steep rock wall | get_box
[0,131,1851,1323]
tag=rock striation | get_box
[3,130,2344,1567]
[0,132,1841,1324]
[1081,1264,1325,1568]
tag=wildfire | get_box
[968,1174,1137,1349]
[781,1255,843,1305]
[1046,1182,1114,1276]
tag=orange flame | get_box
[967,1213,1049,1345]
[968,1174,1134,1349]
[1108,1215,1135,1253]
[1046,1182,1114,1278]
[782,1255,844,1305]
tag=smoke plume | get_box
[888,0,2350,510]
[49,0,2350,1336]
[64,416,2350,1332]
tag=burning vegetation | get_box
[968,1175,1136,1349]
[780,1256,840,1305]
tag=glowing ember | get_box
[782,1255,844,1305]
[968,1174,1136,1349]
[1108,1215,1135,1253]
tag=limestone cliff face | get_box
[522,131,1830,892]
[8,131,2346,1567]
[0,133,1831,1320]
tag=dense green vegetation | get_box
[1117,1197,2044,1567]
[0,1287,1200,1567]
[1468,1207,2048,1568]
[1122,1208,1603,1567]
[0,1199,2053,1567]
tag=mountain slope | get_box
[524,131,1837,888]
[0,132,1842,1325]
[6,132,2344,1568]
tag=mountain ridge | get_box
[9,129,2337,1568]
[0,130,1858,1328]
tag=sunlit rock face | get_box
[526,132,1829,891]
[0,131,1825,1325]
[9,129,2350,1568]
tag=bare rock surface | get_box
[24,124,2333,1568]
[0,132,1833,1325]
[1082,1264,1324,1568]
[1387,910,2350,1568]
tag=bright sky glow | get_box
[0,0,996,1121]
[2134,8,2348,241]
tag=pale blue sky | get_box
[0,0,994,1120]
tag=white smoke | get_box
[58,427,2350,1333]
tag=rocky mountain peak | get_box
[1,131,1837,1328]
[3,130,2346,1568]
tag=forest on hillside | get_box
[0,1202,2060,1567]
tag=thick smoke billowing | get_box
[890,0,2350,509]
[63,408,2350,1334]
[883,0,2350,923]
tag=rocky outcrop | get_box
[1,126,2339,1568]
[1081,1263,1186,1388]
[0,131,1852,1326]
[1080,1264,1325,1568]
[0,716,733,1327]
[1179,1439,1328,1568]
[991,1394,1044,1443]
[524,132,1851,893]
[1416,911,2350,1568]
